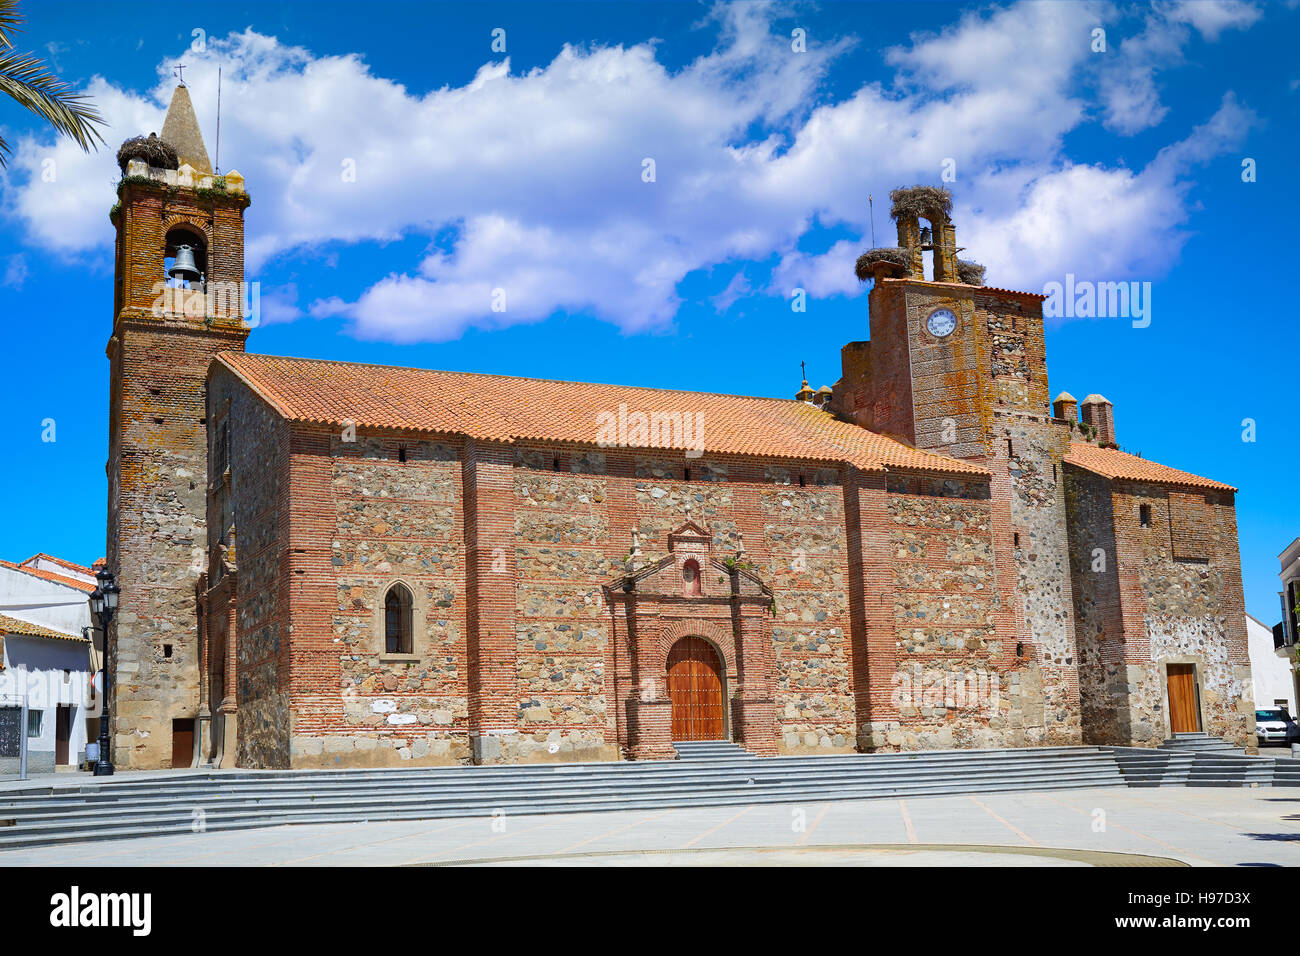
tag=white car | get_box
[1255,708,1300,746]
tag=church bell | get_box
[169,244,200,283]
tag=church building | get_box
[104,86,1254,769]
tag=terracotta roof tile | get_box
[1065,442,1235,492]
[20,553,96,579]
[215,353,988,479]
[0,613,88,642]
[0,559,96,593]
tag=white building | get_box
[0,555,97,774]
[1247,613,1298,716]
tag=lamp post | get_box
[89,567,120,776]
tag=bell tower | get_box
[831,184,1082,747]
[106,82,251,769]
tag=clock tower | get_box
[829,186,1050,461]
[827,185,1081,746]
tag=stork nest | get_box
[116,134,179,173]
[957,259,986,286]
[889,185,953,222]
[855,247,911,281]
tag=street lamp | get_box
[89,567,120,777]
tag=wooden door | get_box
[1166,665,1200,734]
[172,718,194,768]
[55,706,70,765]
[666,637,725,741]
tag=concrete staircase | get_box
[1108,749,1195,787]
[1157,732,1245,755]
[0,745,1127,850]
[672,740,752,760]
[1109,742,1300,789]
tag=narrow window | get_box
[163,643,173,660]
[1006,438,1014,458]
[682,559,702,597]
[798,474,806,487]
[1013,532,1020,548]
[684,467,691,482]
[384,584,414,654]
[1139,504,1152,528]
[397,445,407,463]
[553,456,561,472]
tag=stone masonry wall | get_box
[224,378,291,767]
[998,411,1081,745]
[863,474,1047,750]
[1066,467,1254,748]
[291,432,470,767]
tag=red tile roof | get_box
[1065,442,1235,492]
[214,352,989,478]
[0,559,96,593]
[0,613,88,642]
[21,553,96,579]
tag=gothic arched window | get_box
[384,584,414,655]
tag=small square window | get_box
[1139,504,1152,528]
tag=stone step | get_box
[0,746,1116,802]
[0,768,1128,850]
[0,754,1126,819]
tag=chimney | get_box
[1052,391,1078,423]
[1080,394,1115,445]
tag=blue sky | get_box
[0,0,1296,624]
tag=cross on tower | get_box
[174,63,187,85]
[801,360,806,382]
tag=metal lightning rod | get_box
[214,65,222,174]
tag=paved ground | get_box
[1,785,1298,866]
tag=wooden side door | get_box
[55,706,70,765]
[666,637,725,741]
[1166,664,1201,734]
[172,718,194,768]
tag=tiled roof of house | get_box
[214,353,989,478]
[1065,442,1235,492]
[21,553,96,580]
[0,613,88,642]
[0,559,96,593]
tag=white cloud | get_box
[0,0,1266,340]
[2,254,27,289]
[1097,0,1261,135]
[709,271,753,314]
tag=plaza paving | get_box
[0,784,1297,866]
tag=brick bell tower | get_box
[106,82,251,769]
[829,185,1083,746]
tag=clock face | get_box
[926,308,957,338]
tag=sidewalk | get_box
[1,785,1296,866]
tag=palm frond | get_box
[0,0,23,52]
[0,46,106,167]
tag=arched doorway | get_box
[666,636,726,741]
